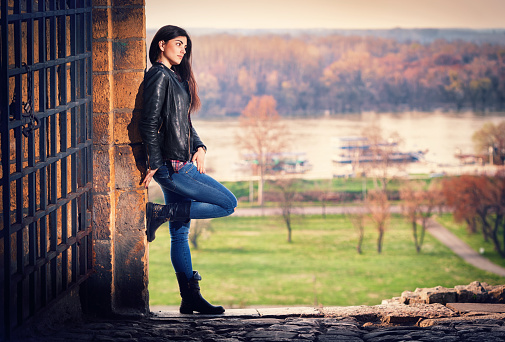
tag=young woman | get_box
[139,25,237,314]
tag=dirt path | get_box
[426,218,505,277]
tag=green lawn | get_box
[436,213,505,268]
[148,214,505,308]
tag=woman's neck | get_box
[157,58,173,70]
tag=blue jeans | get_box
[153,162,237,280]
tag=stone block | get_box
[113,39,146,71]
[112,7,145,39]
[421,286,457,305]
[88,239,113,313]
[92,193,113,240]
[93,145,113,193]
[447,303,505,313]
[114,145,144,190]
[93,74,113,113]
[400,291,419,305]
[112,0,145,6]
[486,285,505,303]
[256,307,321,318]
[115,189,145,232]
[113,71,144,110]
[92,239,113,275]
[92,40,112,72]
[455,281,488,302]
[92,7,112,40]
[93,113,113,145]
[113,110,142,145]
[93,0,111,6]
[113,228,148,314]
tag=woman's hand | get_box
[192,147,206,174]
[142,168,158,189]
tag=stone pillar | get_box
[89,0,148,315]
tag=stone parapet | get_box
[382,281,505,306]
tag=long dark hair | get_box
[149,25,200,113]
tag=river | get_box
[192,111,505,181]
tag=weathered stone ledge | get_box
[382,281,505,306]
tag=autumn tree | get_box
[442,175,490,236]
[237,95,286,206]
[442,173,505,257]
[472,121,505,165]
[366,189,390,254]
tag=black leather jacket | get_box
[139,62,205,170]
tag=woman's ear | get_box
[158,40,165,52]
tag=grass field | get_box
[148,213,505,308]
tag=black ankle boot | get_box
[176,271,225,314]
[146,202,191,242]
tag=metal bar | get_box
[85,3,93,277]
[1,0,12,337]
[38,0,48,309]
[48,2,58,300]
[7,53,92,76]
[38,1,48,308]
[6,7,92,22]
[58,6,69,291]
[13,1,24,327]
[70,6,78,284]
[26,0,38,316]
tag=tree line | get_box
[188,33,505,116]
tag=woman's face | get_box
[158,36,188,68]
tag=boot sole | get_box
[146,202,155,242]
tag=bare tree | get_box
[366,189,390,254]
[272,177,298,243]
[400,181,424,253]
[317,179,334,219]
[346,207,367,254]
[236,96,286,206]
[189,219,213,249]
[401,180,442,253]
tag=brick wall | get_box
[89,0,148,315]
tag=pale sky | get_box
[146,0,505,30]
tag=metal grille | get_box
[1,0,93,338]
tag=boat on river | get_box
[332,136,425,165]
[238,152,313,174]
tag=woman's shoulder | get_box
[145,63,171,81]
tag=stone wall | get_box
[88,0,148,315]
[383,281,505,305]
